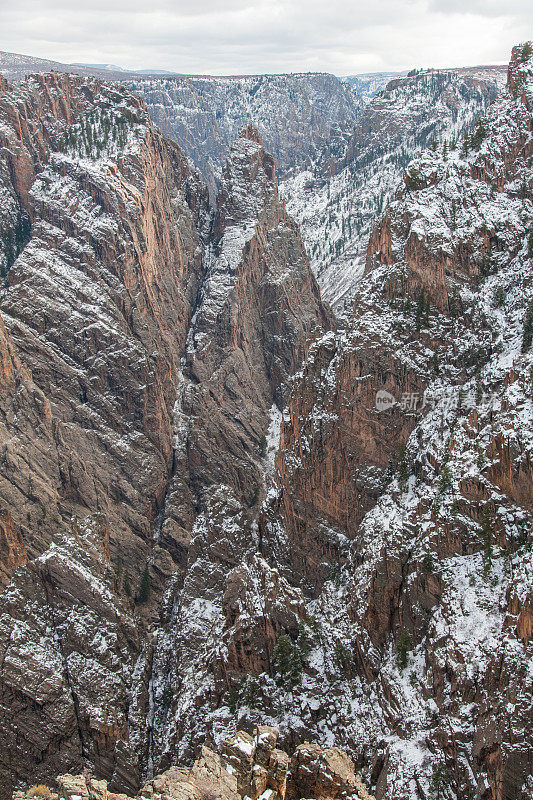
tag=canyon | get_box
[0,40,531,800]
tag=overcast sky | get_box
[0,0,531,76]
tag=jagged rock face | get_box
[125,74,362,197]
[2,45,533,800]
[0,82,207,785]
[0,71,208,580]
[0,74,331,792]
[20,726,374,800]
[140,129,331,770]
[256,46,533,799]
[366,64,533,313]
[0,518,141,796]
[0,508,26,588]
[177,126,331,511]
[0,51,364,201]
[267,320,428,592]
[281,66,506,309]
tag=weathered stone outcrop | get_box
[268,324,427,591]
[174,124,332,515]
[0,518,140,797]
[0,72,202,791]
[125,73,361,197]
[260,45,533,800]
[14,728,373,800]
[0,507,26,588]
[0,71,208,582]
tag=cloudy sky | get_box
[0,0,531,76]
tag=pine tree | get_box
[396,629,412,670]
[424,296,430,327]
[450,199,457,231]
[494,286,505,307]
[429,762,449,799]
[475,376,483,405]
[520,41,533,63]
[272,633,302,686]
[522,301,533,353]
[438,465,452,495]
[137,565,151,604]
[405,167,422,191]
[481,506,494,578]
[398,443,409,492]
[448,288,458,318]
[228,683,239,714]
[471,119,487,151]
[416,290,425,330]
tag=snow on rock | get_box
[281,66,505,311]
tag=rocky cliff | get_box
[282,65,506,309]
[125,74,362,198]
[258,44,533,799]
[0,50,509,314]
[13,727,375,800]
[0,68,209,795]
[0,53,362,200]
[1,42,532,800]
[0,71,330,795]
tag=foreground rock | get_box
[13,728,374,800]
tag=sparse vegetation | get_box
[438,465,452,495]
[423,552,435,573]
[494,286,505,307]
[396,629,413,670]
[228,683,239,714]
[272,633,302,686]
[522,301,533,352]
[57,105,142,160]
[161,685,173,709]
[405,166,423,191]
[429,761,450,799]
[136,565,151,604]
[333,640,353,677]
[28,788,52,800]
[481,506,494,578]
[0,213,31,279]
[519,41,533,63]
[470,119,487,151]
[398,443,410,492]
[240,675,260,707]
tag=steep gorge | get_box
[0,72,331,794]
[0,44,532,800]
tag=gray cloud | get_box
[0,0,531,75]
[428,0,531,19]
